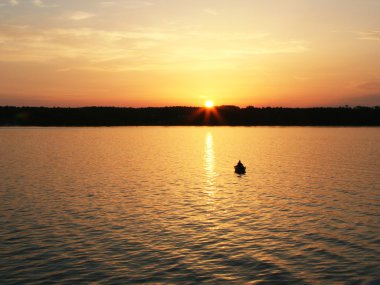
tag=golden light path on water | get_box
[204,132,217,195]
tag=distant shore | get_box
[1,106,379,126]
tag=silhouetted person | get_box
[235,160,246,174]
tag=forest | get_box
[1,106,379,126]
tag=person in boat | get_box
[235,160,246,173]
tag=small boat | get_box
[234,160,246,174]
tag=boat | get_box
[234,160,246,174]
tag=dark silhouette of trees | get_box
[0,106,379,126]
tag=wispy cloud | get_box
[346,94,380,106]
[203,9,218,16]
[294,76,311,81]
[9,0,18,6]
[123,1,154,9]
[32,0,44,7]
[356,80,380,91]
[357,30,380,42]
[99,1,116,7]
[0,24,308,72]
[65,11,96,21]
[32,0,58,8]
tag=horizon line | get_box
[1,105,380,109]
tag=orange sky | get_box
[0,0,380,107]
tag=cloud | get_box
[293,76,311,81]
[32,0,44,7]
[9,0,18,6]
[123,1,154,9]
[346,94,380,106]
[357,30,380,42]
[99,1,116,7]
[31,0,58,8]
[66,11,95,21]
[0,93,51,106]
[0,24,308,72]
[203,9,218,16]
[356,80,380,91]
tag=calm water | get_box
[1,127,379,284]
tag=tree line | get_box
[0,106,379,126]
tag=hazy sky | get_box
[0,0,380,107]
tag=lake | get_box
[0,127,379,284]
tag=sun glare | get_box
[205,100,214,108]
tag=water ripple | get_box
[1,127,380,284]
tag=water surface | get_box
[1,127,379,284]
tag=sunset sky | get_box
[0,0,380,107]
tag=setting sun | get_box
[205,100,214,108]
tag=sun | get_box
[205,100,214,108]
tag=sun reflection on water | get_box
[204,132,217,191]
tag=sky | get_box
[0,0,380,107]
